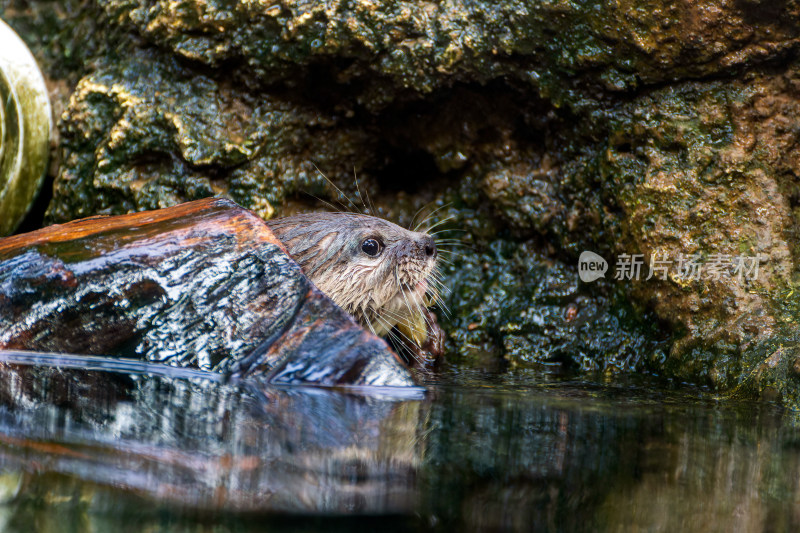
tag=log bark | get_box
[0,198,415,387]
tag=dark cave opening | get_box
[375,147,444,194]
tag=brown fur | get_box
[266,212,437,339]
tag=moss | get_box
[592,73,800,395]
[97,0,800,112]
[45,48,383,222]
[441,237,668,373]
[8,0,800,404]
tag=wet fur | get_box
[266,212,436,338]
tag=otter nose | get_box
[422,236,436,258]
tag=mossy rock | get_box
[7,0,800,404]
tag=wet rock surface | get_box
[443,239,668,373]
[99,0,800,110]
[0,198,414,387]
[5,0,800,403]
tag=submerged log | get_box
[0,198,415,387]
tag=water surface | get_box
[0,364,796,532]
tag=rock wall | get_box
[5,0,800,404]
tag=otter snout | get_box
[399,234,437,261]
[421,235,437,259]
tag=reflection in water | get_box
[595,405,800,532]
[0,365,425,519]
[0,365,798,531]
[422,382,800,532]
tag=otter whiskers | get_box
[266,211,439,346]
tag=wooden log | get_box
[0,198,415,387]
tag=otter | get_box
[266,212,439,346]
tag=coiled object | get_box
[0,18,51,236]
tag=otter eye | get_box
[361,238,382,257]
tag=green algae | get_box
[98,0,800,113]
[441,236,668,374]
[6,0,800,405]
[46,48,382,222]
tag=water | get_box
[0,363,797,532]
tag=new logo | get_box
[578,251,607,283]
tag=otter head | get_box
[266,212,438,343]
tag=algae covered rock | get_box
[99,0,800,110]
[443,238,667,373]
[597,76,797,387]
[47,48,379,224]
[7,0,800,403]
